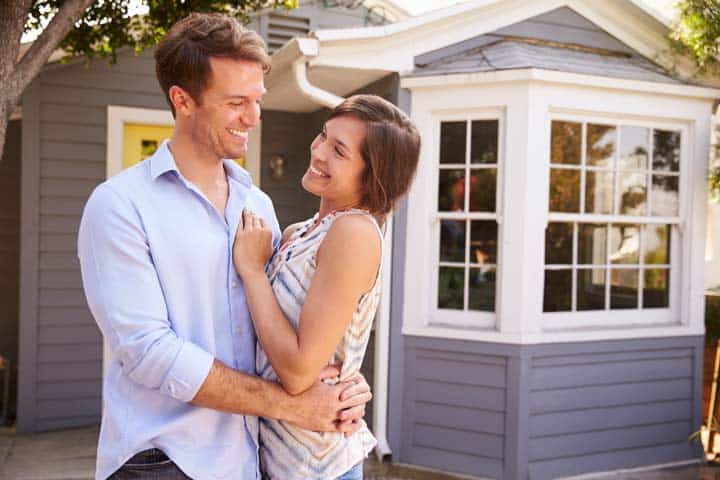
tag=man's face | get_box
[187,57,265,160]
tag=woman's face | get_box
[301,115,367,208]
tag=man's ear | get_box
[169,85,196,117]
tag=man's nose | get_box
[242,102,261,128]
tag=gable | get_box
[411,7,685,85]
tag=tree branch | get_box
[14,0,96,93]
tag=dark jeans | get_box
[108,449,191,479]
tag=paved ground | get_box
[1,426,720,480]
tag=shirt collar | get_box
[150,140,253,188]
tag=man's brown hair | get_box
[154,12,271,116]
[328,94,421,221]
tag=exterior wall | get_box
[398,335,703,480]
[0,119,21,421]
[18,50,168,432]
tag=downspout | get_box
[291,52,393,459]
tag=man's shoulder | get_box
[85,161,151,211]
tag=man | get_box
[78,13,371,480]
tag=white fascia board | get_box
[401,68,720,100]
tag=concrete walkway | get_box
[0,426,718,480]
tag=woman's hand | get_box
[233,209,274,279]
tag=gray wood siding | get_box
[401,336,507,479]
[527,337,702,480]
[397,335,703,480]
[25,50,167,431]
[0,119,21,422]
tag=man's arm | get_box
[78,183,368,431]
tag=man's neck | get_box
[168,135,226,189]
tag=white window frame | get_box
[425,109,505,329]
[542,111,690,330]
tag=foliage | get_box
[24,0,298,64]
[670,0,720,74]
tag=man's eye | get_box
[230,102,244,107]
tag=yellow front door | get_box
[123,123,175,169]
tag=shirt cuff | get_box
[160,340,215,402]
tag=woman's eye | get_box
[334,147,344,157]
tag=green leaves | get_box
[670,0,720,74]
[25,0,299,64]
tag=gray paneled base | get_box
[398,335,704,480]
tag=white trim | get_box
[401,69,720,100]
[246,121,262,186]
[106,105,174,179]
[402,323,703,344]
[372,215,392,460]
[104,106,174,374]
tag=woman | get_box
[232,94,420,480]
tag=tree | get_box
[668,0,720,197]
[0,0,297,160]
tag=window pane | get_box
[619,172,647,215]
[610,224,640,264]
[651,175,679,217]
[470,220,497,264]
[644,224,670,265]
[471,120,498,164]
[440,220,466,262]
[610,268,639,309]
[469,267,495,311]
[578,224,607,265]
[438,169,465,211]
[586,124,616,167]
[577,268,606,311]
[544,269,572,312]
[585,171,614,214]
[440,121,466,164]
[551,121,582,165]
[619,126,649,170]
[469,169,497,212]
[549,168,580,212]
[545,222,573,264]
[653,130,680,172]
[644,268,669,308]
[438,267,464,309]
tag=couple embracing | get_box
[78,11,420,480]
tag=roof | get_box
[408,34,686,85]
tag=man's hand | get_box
[284,366,372,434]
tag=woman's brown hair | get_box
[328,94,421,220]
[154,12,271,117]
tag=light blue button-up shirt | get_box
[78,141,280,480]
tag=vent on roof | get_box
[266,13,310,53]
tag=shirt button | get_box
[231,281,239,288]
[235,327,243,334]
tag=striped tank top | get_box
[256,209,380,479]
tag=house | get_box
[2,0,719,479]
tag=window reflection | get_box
[585,171,614,214]
[577,268,606,311]
[438,169,465,211]
[610,268,639,309]
[438,267,464,309]
[470,220,497,265]
[653,130,680,172]
[546,222,573,264]
[644,268,669,308]
[619,126,649,169]
[619,172,647,216]
[440,122,466,164]
[469,169,497,212]
[549,169,580,212]
[587,124,615,167]
[551,121,582,165]
[651,175,679,217]
[644,224,670,265]
[578,224,607,265]
[471,120,498,164]
[544,269,572,312]
[440,220,466,262]
[469,267,495,311]
[610,224,640,264]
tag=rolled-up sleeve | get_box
[78,183,214,402]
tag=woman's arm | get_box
[234,211,381,395]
